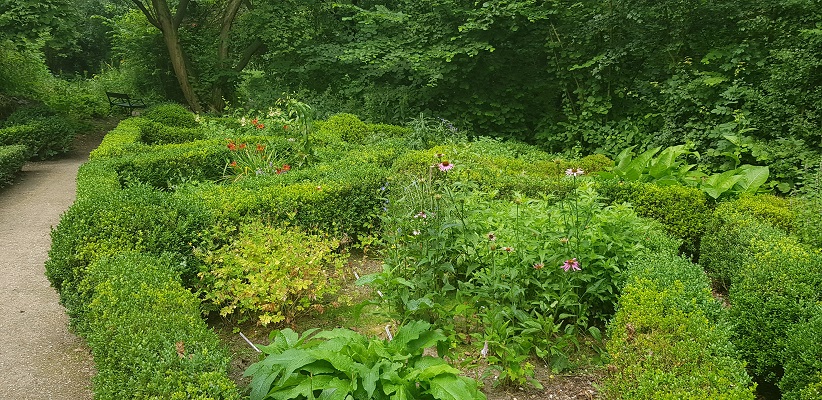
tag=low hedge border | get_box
[596,180,710,257]
[603,250,756,399]
[0,144,27,186]
[82,252,239,399]
[728,236,822,386]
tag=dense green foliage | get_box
[699,196,791,289]
[729,238,822,385]
[245,321,486,400]
[195,221,345,326]
[0,144,27,186]
[83,253,239,399]
[596,180,709,256]
[781,306,822,400]
[603,252,755,399]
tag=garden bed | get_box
[45,103,822,399]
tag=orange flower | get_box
[281,164,291,172]
[256,123,264,129]
[229,160,237,167]
[238,143,247,150]
[256,144,265,153]
[227,142,236,151]
[252,118,258,125]
[283,125,289,130]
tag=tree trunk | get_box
[152,0,202,113]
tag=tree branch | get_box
[131,0,159,28]
[172,0,191,30]
[234,38,265,73]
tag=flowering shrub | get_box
[195,221,345,326]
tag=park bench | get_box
[105,91,147,115]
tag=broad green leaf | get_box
[702,170,743,199]
[735,165,769,193]
[648,145,685,178]
[416,363,462,381]
[613,146,636,171]
[426,376,486,400]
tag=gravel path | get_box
[0,124,109,399]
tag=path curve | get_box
[0,122,111,399]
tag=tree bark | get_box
[132,0,203,112]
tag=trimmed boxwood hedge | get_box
[728,237,822,386]
[781,305,822,400]
[596,180,710,256]
[603,250,755,399]
[83,253,239,399]
[0,144,27,186]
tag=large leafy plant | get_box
[600,144,769,199]
[244,321,486,400]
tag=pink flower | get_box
[565,168,584,177]
[414,211,427,219]
[438,161,454,172]
[561,258,581,272]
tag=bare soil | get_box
[0,119,115,399]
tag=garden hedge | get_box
[781,305,822,400]
[142,103,198,128]
[699,201,789,290]
[0,144,27,186]
[83,253,239,399]
[603,251,756,399]
[596,180,710,257]
[728,237,822,386]
[0,115,79,160]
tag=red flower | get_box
[227,142,236,151]
[256,144,265,153]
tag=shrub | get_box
[138,121,206,145]
[89,118,145,160]
[0,115,79,160]
[245,321,486,400]
[142,103,198,128]
[0,144,27,186]
[728,237,822,385]
[596,180,710,256]
[603,252,755,399]
[720,194,795,231]
[115,141,230,189]
[700,200,789,289]
[793,199,822,249]
[46,185,214,317]
[75,159,121,201]
[196,221,345,326]
[186,158,387,239]
[83,253,239,400]
[318,112,369,144]
[3,104,56,124]
[781,306,822,400]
